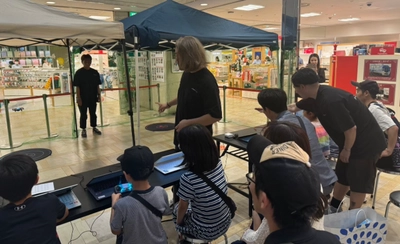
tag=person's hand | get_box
[255,107,263,113]
[77,97,82,106]
[339,149,351,163]
[111,193,121,207]
[175,119,191,132]
[380,148,393,158]
[97,95,101,103]
[156,102,169,113]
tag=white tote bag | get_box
[324,207,387,244]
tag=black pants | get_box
[78,102,97,129]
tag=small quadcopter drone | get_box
[12,107,24,112]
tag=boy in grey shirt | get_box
[110,146,171,244]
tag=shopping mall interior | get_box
[2,0,400,243]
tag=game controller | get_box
[114,183,133,194]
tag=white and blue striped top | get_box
[177,161,231,228]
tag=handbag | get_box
[324,207,387,244]
[194,172,237,219]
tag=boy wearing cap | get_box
[351,80,398,158]
[110,146,170,244]
[246,140,339,244]
[291,68,386,211]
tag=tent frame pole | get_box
[121,40,136,146]
[66,39,78,138]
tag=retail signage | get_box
[377,83,395,106]
[303,48,314,54]
[370,47,395,55]
[129,12,137,16]
[364,59,397,82]
[384,41,397,48]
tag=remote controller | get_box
[114,183,133,194]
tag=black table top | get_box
[56,149,186,224]
[213,127,264,151]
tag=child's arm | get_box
[110,193,122,235]
[56,208,69,223]
[176,199,189,225]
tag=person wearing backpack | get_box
[351,80,399,160]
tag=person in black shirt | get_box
[157,36,222,147]
[0,155,68,244]
[291,68,386,211]
[247,138,339,244]
[73,54,102,138]
[307,53,326,83]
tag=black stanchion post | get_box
[0,99,22,149]
[41,94,58,139]
[219,85,229,123]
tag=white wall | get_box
[301,19,400,43]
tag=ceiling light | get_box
[264,27,279,30]
[200,3,208,6]
[114,7,121,10]
[301,12,321,17]
[46,1,55,4]
[339,17,360,22]
[89,16,111,20]
[234,4,265,11]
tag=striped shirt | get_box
[311,121,331,157]
[177,162,231,229]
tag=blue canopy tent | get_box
[121,0,279,51]
[119,0,278,144]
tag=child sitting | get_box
[0,154,69,244]
[110,146,171,244]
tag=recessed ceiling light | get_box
[200,3,208,6]
[46,1,55,4]
[264,27,279,30]
[234,4,264,11]
[114,7,121,10]
[301,12,321,17]
[89,16,111,20]
[339,17,360,22]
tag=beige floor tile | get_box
[2,95,400,243]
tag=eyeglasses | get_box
[246,172,255,185]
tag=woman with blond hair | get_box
[157,36,222,149]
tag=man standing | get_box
[73,54,102,138]
[291,68,386,211]
[256,88,337,196]
[351,80,398,158]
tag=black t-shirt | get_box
[73,67,101,103]
[264,225,340,244]
[0,194,66,244]
[297,85,386,159]
[174,68,222,144]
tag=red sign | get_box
[370,47,395,55]
[384,41,397,48]
[377,83,395,106]
[364,59,398,82]
[303,48,314,54]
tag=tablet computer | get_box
[238,134,256,143]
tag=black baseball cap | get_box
[248,138,320,214]
[351,80,379,97]
[118,146,154,180]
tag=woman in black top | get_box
[156,36,222,148]
[308,53,326,83]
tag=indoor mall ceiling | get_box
[31,0,400,31]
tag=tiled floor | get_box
[1,93,400,243]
